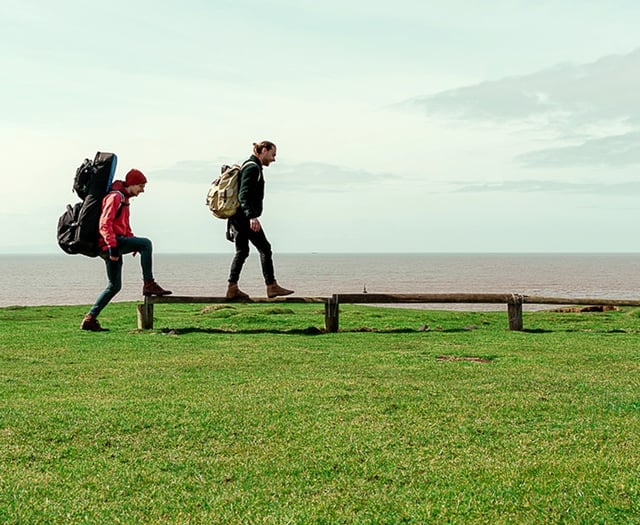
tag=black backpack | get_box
[57,152,118,257]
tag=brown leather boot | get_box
[226,283,249,300]
[143,279,172,296]
[80,314,108,332]
[266,281,294,298]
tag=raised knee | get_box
[107,282,122,295]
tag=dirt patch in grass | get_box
[436,355,493,363]
[200,304,238,314]
[553,305,619,313]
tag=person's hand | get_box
[250,218,261,232]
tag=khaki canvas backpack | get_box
[206,160,258,219]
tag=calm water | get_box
[1,253,640,310]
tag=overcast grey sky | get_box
[1,1,639,253]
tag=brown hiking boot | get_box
[80,314,108,332]
[266,281,294,298]
[143,279,172,296]
[226,283,250,300]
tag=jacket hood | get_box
[110,180,127,193]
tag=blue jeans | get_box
[89,236,154,317]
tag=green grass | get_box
[1,302,640,524]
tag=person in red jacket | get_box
[81,168,172,331]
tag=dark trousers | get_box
[228,215,275,285]
[89,236,154,317]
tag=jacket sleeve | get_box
[99,192,124,249]
[238,162,261,219]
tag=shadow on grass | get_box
[522,328,635,334]
[159,327,326,336]
[155,326,635,336]
[156,326,491,336]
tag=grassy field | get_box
[1,301,639,524]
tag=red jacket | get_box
[98,180,133,251]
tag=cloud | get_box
[454,179,640,195]
[399,47,640,126]
[516,131,640,167]
[149,160,393,193]
[396,48,640,169]
[268,162,392,192]
[149,160,217,185]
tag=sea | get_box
[2,253,640,311]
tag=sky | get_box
[1,0,639,254]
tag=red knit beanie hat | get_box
[125,169,147,186]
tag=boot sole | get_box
[225,295,251,301]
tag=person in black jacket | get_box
[226,141,294,299]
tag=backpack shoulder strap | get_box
[241,160,262,181]
[108,190,127,218]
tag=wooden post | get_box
[324,296,339,332]
[507,294,524,331]
[137,297,154,330]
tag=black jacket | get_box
[237,155,264,219]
